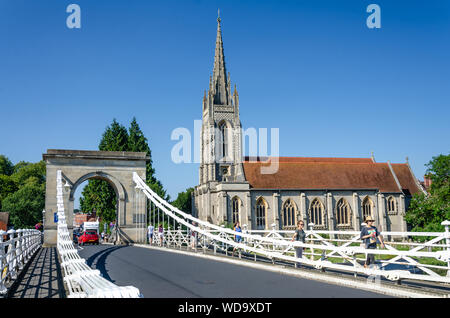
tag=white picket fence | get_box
[0,229,42,296]
[56,170,141,298]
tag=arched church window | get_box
[362,197,374,221]
[309,199,324,227]
[232,197,241,224]
[387,196,397,214]
[255,198,267,230]
[336,198,351,226]
[218,121,228,159]
[282,199,297,229]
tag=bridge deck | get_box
[7,247,66,298]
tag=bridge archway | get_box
[43,149,149,246]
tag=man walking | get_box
[360,216,385,268]
[147,223,154,244]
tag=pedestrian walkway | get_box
[7,247,65,298]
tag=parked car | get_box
[78,230,99,246]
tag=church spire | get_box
[212,9,229,105]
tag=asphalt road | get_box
[78,244,388,298]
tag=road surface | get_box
[78,244,387,298]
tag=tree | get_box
[0,175,18,211]
[79,117,170,223]
[79,119,129,222]
[172,187,194,215]
[13,161,31,174]
[0,155,14,176]
[99,119,129,151]
[0,157,46,227]
[79,180,116,221]
[2,179,45,228]
[11,161,46,187]
[128,117,169,201]
[405,154,450,232]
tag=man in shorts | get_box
[147,224,154,244]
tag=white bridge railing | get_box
[0,229,42,296]
[133,172,450,285]
[56,170,141,298]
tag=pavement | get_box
[6,247,65,298]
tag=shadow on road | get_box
[85,245,126,283]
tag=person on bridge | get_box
[232,221,242,257]
[360,216,385,269]
[148,223,154,244]
[190,222,197,249]
[158,224,164,246]
[291,220,306,268]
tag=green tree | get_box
[0,175,18,211]
[79,180,116,222]
[2,179,45,228]
[99,119,129,151]
[0,157,46,228]
[79,119,129,222]
[79,118,170,223]
[0,155,14,176]
[128,117,169,201]
[171,187,194,214]
[13,161,31,174]
[405,154,450,232]
[11,160,46,187]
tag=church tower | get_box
[199,12,245,185]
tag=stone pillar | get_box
[300,192,306,224]
[206,188,211,223]
[246,192,252,230]
[400,194,406,232]
[378,193,386,232]
[352,192,359,230]
[273,193,280,229]
[326,192,334,230]
[221,192,228,223]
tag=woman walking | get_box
[232,221,242,256]
[158,224,164,246]
[291,220,306,268]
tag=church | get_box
[192,14,426,232]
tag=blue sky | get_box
[0,0,449,206]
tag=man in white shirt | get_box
[147,224,155,244]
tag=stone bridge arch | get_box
[43,149,149,246]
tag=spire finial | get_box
[218,8,221,23]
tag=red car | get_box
[78,230,99,245]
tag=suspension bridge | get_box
[1,169,450,298]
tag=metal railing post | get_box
[203,225,206,254]
[6,230,17,280]
[442,220,450,277]
[0,230,7,295]
[309,223,315,261]
[16,230,24,270]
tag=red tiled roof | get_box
[391,163,422,195]
[242,158,404,193]
[244,157,374,164]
